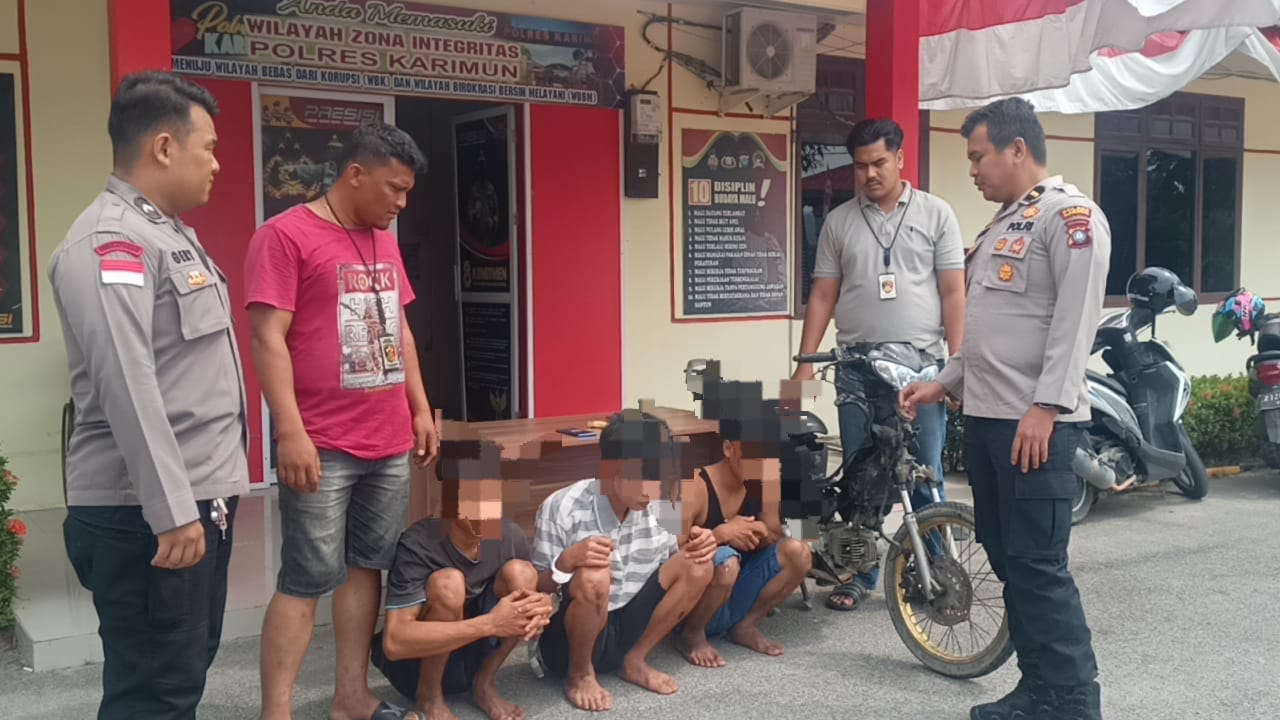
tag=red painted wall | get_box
[108,0,172,88]
[182,78,265,485]
[528,105,622,417]
[866,0,921,185]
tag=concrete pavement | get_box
[2,471,1278,719]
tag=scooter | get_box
[1212,289,1280,469]
[1070,267,1210,524]
[1248,315,1280,468]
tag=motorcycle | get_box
[1211,288,1280,469]
[1070,267,1210,524]
[684,344,1012,680]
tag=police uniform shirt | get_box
[49,176,250,534]
[813,182,966,359]
[937,176,1111,423]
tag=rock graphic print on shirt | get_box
[337,261,405,391]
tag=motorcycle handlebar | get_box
[794,352,838,364]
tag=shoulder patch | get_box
[1066,218,1093,250]
[1060,206,1092,221]
[93,239,144,258]
[132,195,165,223]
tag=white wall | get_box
[0,0,112,512]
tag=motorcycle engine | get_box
[824,525,880,574]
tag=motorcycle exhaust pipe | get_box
[1072,447,1119,490]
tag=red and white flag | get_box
[100,258,145,287]
[920,0,1280,113]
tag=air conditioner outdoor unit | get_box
[720,7,818,116]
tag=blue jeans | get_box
[838,399,947,591]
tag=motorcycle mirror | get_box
[1173,285,1198,316]
[684,358,714,397]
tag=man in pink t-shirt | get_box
[246,123,438,720]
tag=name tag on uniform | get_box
[878,273,898,300]
[100,259,145,287]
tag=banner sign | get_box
[680,130,790,318]
[259,92,386,220]
[171,1,627,109]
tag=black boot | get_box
[969,675,1046,720]
[1032,681,1103,720]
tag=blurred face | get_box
[454,477,504,540]
[351,159,416,229]
[852,138,902,202]
[607,459,665,512]
[162,105,220,213]
[965,124,1021,205]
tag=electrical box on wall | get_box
[624,90,663,199]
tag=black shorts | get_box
[537,570,667,678]
[371,583,501,699]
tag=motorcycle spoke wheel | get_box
[884,501,1013,679]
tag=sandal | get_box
[369,701,423,720]
[825,583,868,612]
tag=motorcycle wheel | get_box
[1071,475,1097,525]
[1169,424,1209,499]
[884,501,1013,679]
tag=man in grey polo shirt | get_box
[793,118,966,610]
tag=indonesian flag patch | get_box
[100,258,145,287]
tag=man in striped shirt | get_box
[532,410,718,712]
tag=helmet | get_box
[1126,267,1196,315]
[1212,287,1266,342]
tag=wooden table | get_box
[408,407,724,540]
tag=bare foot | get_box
[618,656,679,695]
[472,680,526,720]
[565,672,613,712]
[676,631,726,668]
[730,623,785,657]
[416,697,458,720]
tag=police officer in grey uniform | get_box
[49,71,249,719]
[902,97,1109,720]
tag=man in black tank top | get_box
[674,419,814,668]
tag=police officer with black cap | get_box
[902,97,1110,720]
[49,71,249,718]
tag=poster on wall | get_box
[0,73,28,339]
[455,113,511,295]
[170,0,627,110]
[259,92,386,220]
[454,106,518,421]
[679,129,790,318]
[461,301,512,421]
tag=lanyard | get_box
[859,187,914,271]
[325,194,387,328]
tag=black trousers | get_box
[64,497,239,720]
[963,417,1098,687]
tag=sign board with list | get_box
[679,129,789,318]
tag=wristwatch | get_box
[1034,402,1067,413]
[550,552,575,585]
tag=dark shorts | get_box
[537,570,667,678]
[371,584,501,699]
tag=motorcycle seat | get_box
[1087,370,1127,399]
[1258,316,1280,353]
